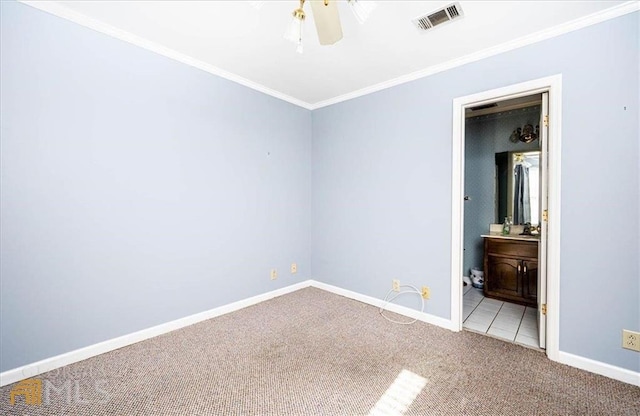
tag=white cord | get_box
[379,284,425,325]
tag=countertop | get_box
[481,233,540,242]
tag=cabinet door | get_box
[523,260,538,302]
[486,256,521,298]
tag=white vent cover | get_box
[412,2,464,32]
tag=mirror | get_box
[495,151,541,225]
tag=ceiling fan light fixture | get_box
[348,0,377,24]
[284,1,306,53]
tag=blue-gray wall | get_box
[2,2,638,375]
[0,2,312,372]
[312,13,639,372]
[463,107,541,277]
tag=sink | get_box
[485,224,540,241]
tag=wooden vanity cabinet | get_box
[522,260,538,303]
[483,237,538,307]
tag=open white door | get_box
[538,92,549,349]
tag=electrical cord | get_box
[379,284,425,325]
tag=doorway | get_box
[462,94,544,348]
[450,76,562,361]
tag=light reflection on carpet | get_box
[368,369,428,416]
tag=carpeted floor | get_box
[1,287,639,415]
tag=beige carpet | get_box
[1,287,638,415]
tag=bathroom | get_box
[462,94,545,349]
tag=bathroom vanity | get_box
[481,234,539,307]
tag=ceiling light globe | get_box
[284,9,305,44]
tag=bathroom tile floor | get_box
[463,285,540,349]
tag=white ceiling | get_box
[23,1,637,109]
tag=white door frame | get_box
[450,75,562,362]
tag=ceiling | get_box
[22,1,636,109]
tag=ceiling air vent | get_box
[412,2,464,32]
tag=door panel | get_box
[538,92,549,349]
[486,256,520,297]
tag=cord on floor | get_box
[379,284,424,325]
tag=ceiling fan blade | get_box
[309,0,343,45]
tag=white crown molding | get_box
[19,1,639,111]
[19,0,314,110]
[309,1,640,109]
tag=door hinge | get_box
[543,115,549,127]
[541,304,547,315]
[542,210,548,222]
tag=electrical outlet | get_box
[290,263,297,274]
[622,329,640,352]
[270,269,277,280]
[421,286,430,299]
[392,279,400,292]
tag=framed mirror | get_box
[495,151,540,225]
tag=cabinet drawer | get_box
[485,238,537,259]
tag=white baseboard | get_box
[308,280,456,331]
[3,279,637,388]
[310,281,639,386]
[0,280,312,387]
[556,351,640,387]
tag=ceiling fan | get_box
[282,0,377,53]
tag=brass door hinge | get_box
[541,304,547,315]
[542,210,548,222]
[543,115,549,127]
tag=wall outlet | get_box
[290,263,297,274]
[622,329,640,352]
[392,279,400,292]
[270,269,277,280]
[421,286,430,299]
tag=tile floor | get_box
[463,284,540,349]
